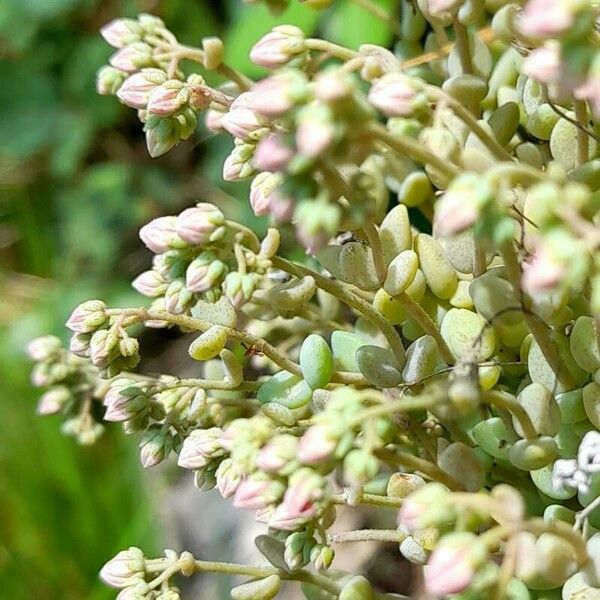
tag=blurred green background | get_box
[0,0,396,597]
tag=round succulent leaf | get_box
[530,464,577,500]
[300,334,334,390]
[555,388,587,424]
[470,271,522,326]
[188,325,228,361]
[570,316,600,373]
[191,296,238,328]
[415,233,458,299]
[583,382,600,429]
[441,308,496,362]
[356,345,403,388]
[339,242,381,291]
[437,441,485,492]
[231,574,281,600]
[331,330,365,372]
[508,437,558,471]
[379,204,412,266]
[513,382,560,437]
[383,250,419,296]
[402,335,439,384]
[373,289,407,325]
[472,417,518,460]
[398,170,433,207]
[269,276,316,312]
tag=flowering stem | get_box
[426,86,514,162]
[573,99,590,166]
[575,494,600,530]
[483,390,538,441]
[378,448,464,490]
[452,20,473,75]
[394,292,455,365]
[329,528,408,544]
[499,239,574,389]
[368,122,459,182]
[331,491,403,508]
[271,255,406,366]
[306,39,358,61]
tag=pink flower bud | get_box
[139,427,170,468]
[100,547,145,588]
[175,203,225,245]
[164,279,193,315]
[186,253,225,293]
[523,44,561,84]
[221,93,268,141]
[250,71,307,118]
[177,428,225,470]
[234,476,283,510]
[26,335,61,361]
[397,497,426,532]
[249,172,283,216]
[70,333,91,357]
[253,134,294,172]
[132,269,168,297]
[37,387,70,415]
[215,459,242,498]
[268,468,324,530]
[249,25,306,69]
[205,108,225,132]
[256,434,298,473]
[146,80,188,116]
[424,535,482,597]
[139,216,182,254]
[117,69,167,109]
[66,300,107,334]
[434,190,479,237]
[296,106,335,158]
[522,244,565,294]
[575,72,600,118]
[100,18,141,48]
[109,43,154,73]
[314,68,355,103]
[223,143,256,181]
[297,424,337,465]
[519,0,574,39]
[255,505,276,524]
[426,0,462,17]
[368,73,421,117]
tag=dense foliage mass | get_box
[28,0,600,597]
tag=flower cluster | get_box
[29,0,600,598]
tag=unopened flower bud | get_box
[250,70,308,118]
[96,66,127,96]
[89,328,117,368]
[523,44,561,84]
[249,25,306,69]
[256,434,298,473]
[522,243,565,294]
[368,73,424,117]
[66,300,107,333]
[343,449,379,488]
[297,424,337,464]
[164,279,193,314]
[398,483,452,532]
[311,544,334,571]
[223,142,256,181]
[175,203,225,245]
[132,269,169,297]
[178,427,225,470]
[70,333,91,357]
[250,172,280,216]
[100,547,145,588]
[139,216,183,254]
[186,253,226,293]
[109,43,154,73]
[27,335,61,362]
[139,426,171,468]
[519,0,574,40]
[253,134,294,172]
[234,474,286,510]
[269,468,325,530]
[146,80,188,117]
[117,68,167,109]
[37,386,71,415]
[205,108,225,132]
[100,18,141,48]
[296,104,335,158]
[221,93,269,142]
[423,533,485,596]
[215,458,242,498]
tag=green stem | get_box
[362,220,388,284]
[377,448,464,490]
[369,122,459,182]
[394,292,455,365]
[331,491,403,508]
[305,39,358,61]
[271,255,406,367]
[573,99,590,166]
[329,529,408,544]
[483,390,538,440]
[452,20,473,75]
[350,394,441,425]
[426,86,514,162]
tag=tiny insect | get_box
[242,342,264,357]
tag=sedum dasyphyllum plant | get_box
[26,0,600,597]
